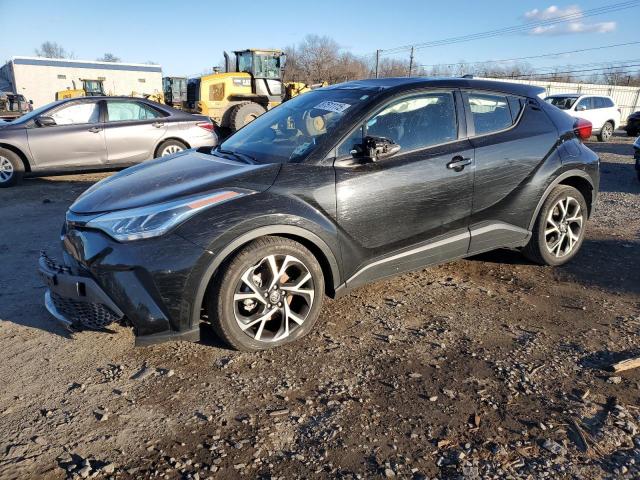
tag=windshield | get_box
[218,89,373,163]
[545,96,578,110]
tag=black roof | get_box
[327,77,545,97]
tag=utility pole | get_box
[375,50,381,78]
[408,47,414,77]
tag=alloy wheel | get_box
[544,196,583,258]
[161,145,184,156]
[233,254,315,342]
[0,156,14,183]
[602,123,613,141]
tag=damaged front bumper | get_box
[39,251,125,330]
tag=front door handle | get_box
[447,156,472,172]
[88,126,102,133]
[152,122,165,128]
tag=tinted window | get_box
[545,96,578,110]
[468,93,513,135]
[107,101,163,122]
[593,97,605,109]
[365,92,457,150]
[603,97,614,108]
[50,102,100,125]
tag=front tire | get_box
[229,102,267,132]
[597,121,613,142]
[522,185,588,266]
[207,237,325,351]
[0,148,24,188]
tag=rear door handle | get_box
[153,122,165,128]
[447,156,472,172]
[88,126,102,133]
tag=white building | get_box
[0,56,163,108]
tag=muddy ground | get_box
[0,134,639,480]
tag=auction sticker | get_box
[314,101,351,114]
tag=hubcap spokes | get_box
[545,196,583,258]
[0,156,13,182]
[162,145,183,156]
[234,254,314,342]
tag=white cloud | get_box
[523,4,617,35]
[524,4,582,21]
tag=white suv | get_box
[544,94,620,142]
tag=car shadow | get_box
[467,237,640,296]
[585,140,634,157]
[598,160,640,194]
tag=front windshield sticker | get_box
[314,101,351,114]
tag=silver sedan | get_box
[0,96,218,187]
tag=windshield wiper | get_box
[215,147,257,164]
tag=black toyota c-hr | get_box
[40,78,600,351]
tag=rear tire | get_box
[522,185,587,266]
[229,102,267,132]
[156,139,187,158]
[597,121,613,142]
[0,148,24,188]
[206,237,325,351]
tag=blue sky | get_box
[0,0,638,76]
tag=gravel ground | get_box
[0,134,639,480]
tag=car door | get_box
[334,90,474,288]
[465,90,560,252]
[103,100,168,164]
[574,97,598,127]
[26,100,107,168]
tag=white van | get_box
[544,94,620,142]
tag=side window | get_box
[603,98,615,108]
[50,102,100,125]
[107,101,163,122]
[576,98,592,111]
[337,126,364,157]
[507,96,525,122]
[468,93,513,135]
[364,92,457,151]
[593,97,604,109]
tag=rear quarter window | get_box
[467,92,524,136]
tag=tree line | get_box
[33,38,640,87]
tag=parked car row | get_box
[0,96,218,187]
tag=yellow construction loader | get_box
[194,49,325,133]
[55,79,106,100]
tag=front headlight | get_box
[86,190,246,241]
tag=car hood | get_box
[70,150,281,214]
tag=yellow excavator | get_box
[194,49,325,133]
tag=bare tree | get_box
[284,35,369,84]
[97,53,121,63]
[34,41,68,59]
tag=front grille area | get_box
[50,292,122,330]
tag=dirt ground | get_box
[0,134,639,480]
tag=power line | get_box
[512,63,640,78]
[415,40,640,69]
[380,1,638,55]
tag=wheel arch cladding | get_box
[528,170,595,230]
[193,227,341,329]
[558,175,594,217]
[0,143,30,172]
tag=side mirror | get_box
[354,136,401,162]
[36,116,56,127]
